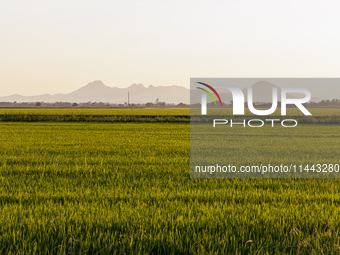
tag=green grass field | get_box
[191,123,340,178]
[1,119,340,254]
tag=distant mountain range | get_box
[0,80,321,104]
[0,81,190,104]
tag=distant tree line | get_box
[306,99,340,108]
[0,101,190,108]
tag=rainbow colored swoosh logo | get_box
[196,82,223,106]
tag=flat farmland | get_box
[1,121,340,254]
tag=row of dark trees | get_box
[0,101,190,108]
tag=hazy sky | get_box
[1,0,340,97]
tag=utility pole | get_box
[128,92,129,106]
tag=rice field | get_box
[0,119,340,254]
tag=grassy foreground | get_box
[0,122,340,254]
